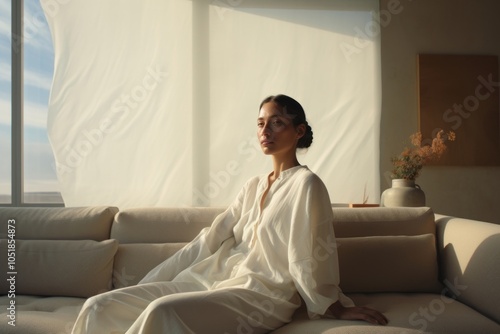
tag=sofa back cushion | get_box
[113,243,186,288]
[111,207,223,287]
[0,206,118,298]
[111,206,441,294]
[0,239,118,297]
[110,207,224,243]
[0,206,118,241]
[332,207,442,293]
[332,207,436,237]
[337,234,441,293]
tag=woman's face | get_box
[257,102,304,157]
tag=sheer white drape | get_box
[42,0,381,208]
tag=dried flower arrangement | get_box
[391,130,456,180]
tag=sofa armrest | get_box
[436,214,500,324]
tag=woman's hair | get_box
[259,94,313,149]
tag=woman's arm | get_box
[139,180,248,284]
[288,173,388,325]
[288,173,352,316]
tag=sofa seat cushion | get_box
[272,293,500,333]
[0,239,118,297]
[0,295,84,334]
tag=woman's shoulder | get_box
[241,174,265,190]
[292,167,330,195]
[294,166,324,183]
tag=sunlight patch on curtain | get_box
[42,0,380,208]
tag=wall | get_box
[379,0,500,223]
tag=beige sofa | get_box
[0,206,499,334]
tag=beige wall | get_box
[379,0,500,223]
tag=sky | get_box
[0,0,59,195]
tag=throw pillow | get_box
[0,239,118,297]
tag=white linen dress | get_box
[71,165,353,334]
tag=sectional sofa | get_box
[0,206,499,333]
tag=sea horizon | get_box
[0,192,64,205]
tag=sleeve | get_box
[288,173,354,319]
[139,180,248,284]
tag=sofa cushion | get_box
[113,243,186,288]
[0,295,84,334]
[0,239,118,297]
[111,207,224,243]
[337,234,442,293]
[437,215,500,324]
[332,207,435,238]
[0,206,118,241]
[273,293,500,333]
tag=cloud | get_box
[24,0,54,53]
[0,98,11,125]
[23,99,49,129]
[0,129,11,188]
[0,1,9,38]
[25,66,53,91]
[0,20,9,39]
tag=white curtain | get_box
[42,0,381,208]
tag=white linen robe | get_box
[72,165,353,334]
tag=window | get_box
[0,0,63,206]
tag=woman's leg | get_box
[71,281,203,334]
[126,287,299,334]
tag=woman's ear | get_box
[296,124,306,139]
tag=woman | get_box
[72,94,387,334]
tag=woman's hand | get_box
[328,301,388,325]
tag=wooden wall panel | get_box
[417,54,500,166]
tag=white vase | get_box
[380,179,426,207]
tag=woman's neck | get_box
[269,156,301,182]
